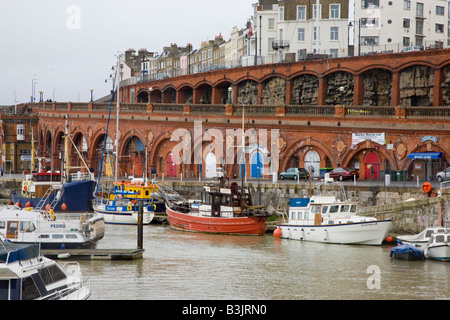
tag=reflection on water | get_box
[76,224,450,300]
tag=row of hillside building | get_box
[114,0,450,99]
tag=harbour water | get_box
[76,223,450,300]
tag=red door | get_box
[365,152,380,180]
[166,153,177,177]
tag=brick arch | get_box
[88,128,115,175]
[324,70,354,105]
[289,72,320,105]
[194,81,213,104]
[341,142,398,172]
[177,84,194,104]
[281,138,336,171]
[150,131,178,176]
[119,130,147,177]
[402,143,450,172]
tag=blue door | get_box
[251,152,263,178]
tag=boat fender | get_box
[273,227,282,238]
[23,185,27,192]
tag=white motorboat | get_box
[276,196,392,245]
[397,227,449,250]
[424,232,450,261]
[0,205,105,249]
[0,236,91,300]
[93,196,155,225]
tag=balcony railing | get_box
[35,102,450,120]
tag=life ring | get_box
[127,205,132,211]
[422,182,432,193]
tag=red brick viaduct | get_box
[35,49,450,182]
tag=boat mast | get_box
[241,105,245,208]
[115,55,120,185]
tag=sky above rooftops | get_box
[0,0,255,105]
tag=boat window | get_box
[145,190,149,196]
[39,265,67,285]
[21,277,41,300]
[52,234,64,239]
[321,206,328,214]
[7,222,18,235]
[435,235,445,243]
[223,195,232,206]
[328,220,334,225]
[304,212,309,220]
[0,221,4,229]
[341,205,350,212]
[298,211,302,220]
[350,205,357,213]
[329,205,339,213]
[20,222,36,233]
[65,234,78,239]
[38,234,50,239]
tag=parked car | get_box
[401,46,423,52]
[329,168,359,181]
[436,168,450,182]
[280,168,308,180]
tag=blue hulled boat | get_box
[10,171,95,212]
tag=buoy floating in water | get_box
[385,235,393,243]
[273,227,282,238]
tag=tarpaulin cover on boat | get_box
[390,244,425,259]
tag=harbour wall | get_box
[158,180,449,235]
[1,177,448,235]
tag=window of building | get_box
[330,49,339,58]
[330,4,340,19]
[298,28,305,42]
[416,3,424,17]
[268,18,275,30]
[279,7,284,21]
[404,0,411,10]
[313,4,321,19]
[436,24,444,33]
[403,18,410,28]
[16,124,25,141]
[403,37,410,46]
[362,0,379,9]
[330,27,339,40]
[313,27,320,41]
[361,36,379,45]
[361,18,379,27]
[268,38,274,53]
[436,6,445,15]
[297,6,306,20]
[416,20,423,34]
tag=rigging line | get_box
[94,62,118,197]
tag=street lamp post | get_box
[339,86,345,105]
[228,87,233,104]
[90,89,94,102]
[149,87,153,103]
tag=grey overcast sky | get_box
[0,0,256,105]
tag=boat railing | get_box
[70,172,94,181]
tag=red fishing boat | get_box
[163,177,269,235]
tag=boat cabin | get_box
[289,196,358,226]
[21,171,62,198]
[0,242,77,300]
